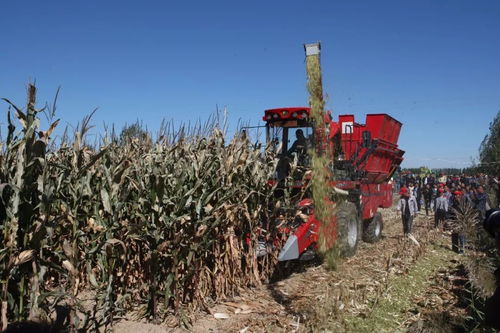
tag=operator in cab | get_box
[288,129,307,155]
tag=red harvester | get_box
[262,43,405,261]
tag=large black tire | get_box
[363,212,383,243]
[336,201,361,257]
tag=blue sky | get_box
[1,0,499,168]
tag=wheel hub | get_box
[374,220,381,236]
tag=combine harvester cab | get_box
[263,108,404,261]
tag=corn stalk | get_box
[0,85,60,329]
[0,85,285,330]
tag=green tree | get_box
[479,110,500,175]
[119,121,149,144]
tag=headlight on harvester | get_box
[292,112,298,118]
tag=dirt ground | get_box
[113,206,469,333]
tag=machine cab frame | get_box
[263,107,314,156]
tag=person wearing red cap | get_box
[449,190,463,222]
[450,191,466,253]
[399,187,408,196]
[397,187,418,236]
[435,190,448,230]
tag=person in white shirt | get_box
[397,187,418,235]
[434,189,448,229]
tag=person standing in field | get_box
[431,184,438,210]
[435,189,448,230]
[463,185,474,205]
[415,182,422,212]
[397,187,418,236]
[422,184,433,216]
[475,185,489,220]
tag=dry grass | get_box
[451,198,497,298]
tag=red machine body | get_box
[263,107,404,261]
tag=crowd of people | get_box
[396,172,500,329]
[396,173,500,252]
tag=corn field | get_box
[0,85,290,331]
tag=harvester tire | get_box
[362,212,383,243]
[337,201,361,257]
